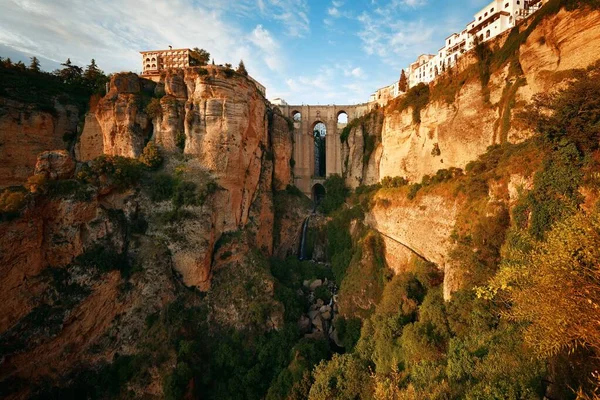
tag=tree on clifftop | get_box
[84,59,102,81]
[29,56,41,72]
[58,58,83,83]
[190,48,210,66]
[399,69,408,92]
[237,60,248,76]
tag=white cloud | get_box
[328,7,340,17]
[357,1,436,68]
[250,25,284,72]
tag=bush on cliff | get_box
[318,174,349,214]
[139,141,163,169]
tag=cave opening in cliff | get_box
[313,122,326,177]
[312,183,326,205]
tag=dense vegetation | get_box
[0,56,109,113]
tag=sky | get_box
[0,0,493,105]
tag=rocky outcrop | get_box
[520,8,600,93]
[0,194,128,334]
[34,150,75,180]
[366,189,462,300]
[91,73,153,158]
[342,109,384,189]
[0,98,79,188]
[270,112,293,190]
[78,67,277,290]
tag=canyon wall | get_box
[347,7,600,298]
[0,98,79,188]
[342,8,600,187]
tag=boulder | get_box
[298,315,311,334]
[309,279,323,291]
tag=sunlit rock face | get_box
[78,67,281,290]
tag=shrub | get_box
[0,187,27,214]
[175,132,185,151]
[407,183,422,200]
[145,97,162,119]
[318,174,349,214]
[148,174,178,202]
[381,176,408,189]
[139,141,163,169]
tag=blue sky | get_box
[0,0,491,105]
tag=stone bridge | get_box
[275,103,376,199]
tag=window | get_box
[479,16,482,20]
[491,8,494,12]
[484,12,488,16]
[486,30,491,38]
[505,2,509,7]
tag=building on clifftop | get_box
[140,46,192,77]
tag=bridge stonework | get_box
[276,104,375,197]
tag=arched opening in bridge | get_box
[312,183,326,205]
[337,111,348,125]
[292,111,302,121]
[313,122,327,177]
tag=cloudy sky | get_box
[0,0,491,105]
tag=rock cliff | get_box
[344,8,600,185]
[0,98,79,188]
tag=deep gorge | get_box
[1,2,600,399]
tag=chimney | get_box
[169,45,172,50]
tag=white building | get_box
[405,0,545,88]
[408,54,436,88]
[369,81,402,106]
[271,98,288,106]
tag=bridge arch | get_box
[276,103,376,197]
[337,110,348,124]
[312,183,326,204]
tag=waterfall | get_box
[298,216,310,260]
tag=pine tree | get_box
[398,69,408,92]
[237,60,248,76]
[59,58,83,82]
[29,56,41,72]
[84,59,101,80]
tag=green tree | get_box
[58,58,83,83]
[398,69,408,92]
[29,56,41,72]
[237,59,248,76]
[309,354,373,400]
[84,59,101,81]
[483,208,600,357]
[190,48,210,66]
